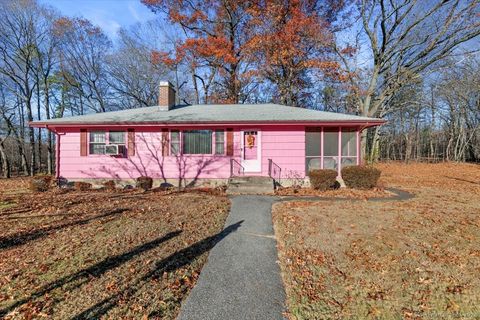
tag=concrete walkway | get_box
[177,195,286,320]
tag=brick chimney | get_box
[158,81,176,111]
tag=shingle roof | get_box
[30,103,384,126]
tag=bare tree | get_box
[106,24,169,109]
[337,0,480,160]
[54,17,112,113]
[0,0,50,175]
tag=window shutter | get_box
[226,128,234,156]
[162,129,169,156]
[127,129,135,156]
[80,129,87,156]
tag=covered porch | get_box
[305,126,362,177]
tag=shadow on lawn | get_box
[0,230,182,318]
[444,175,480,185]
[72,220,243,319]
[0,208,128,250]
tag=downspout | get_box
[46,125,63,180]
[55,133,60,179]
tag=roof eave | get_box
[30,119,385,128]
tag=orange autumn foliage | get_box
[143,0,346,105]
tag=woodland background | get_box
[0,0,479,177]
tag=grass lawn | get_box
[0,179,230,319]
[273,162,480,319]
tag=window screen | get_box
[324,131,339,156]
[215,130,225,155]
[341,131,357,156]
[183,130,212,154]
[109,131,125,144]
[171,130,180,155]
[305,128,321,173]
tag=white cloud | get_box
[128,2,141,22]
[85,10,122,40]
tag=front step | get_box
[226,176,275,195]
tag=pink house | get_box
[30,82,384,187]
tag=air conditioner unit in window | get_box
[105,145,119,155]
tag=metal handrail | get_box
[268,158,281,186]
[230,158,245,177]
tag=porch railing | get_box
[268,159,281,187]
[230,159,245,177]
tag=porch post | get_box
[338,126,342,176]
[356,129,361,165]
[320,127,324,169]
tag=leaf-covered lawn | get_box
[0,180,230,319]
[273,162,480,319]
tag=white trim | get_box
[241,129,261,172]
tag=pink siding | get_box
[261,127,306,179]
[55,124,360,181]
[58,127,233,180]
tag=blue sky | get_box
[40,0,157,40]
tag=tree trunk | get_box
[44,79,53,175]
[369,126,381,162]
[359,65,381,159]
[0,139,10,178]
[192,75,199,104]
[36,76,42,172]
[27,102,35,176]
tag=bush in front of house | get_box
[341,166,381,189]
[29,175,53,192]
[74,181,92,191]
[136,176,153,190]
[103,180,116,191]
[309,169,338,191]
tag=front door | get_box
[241,130,261,172]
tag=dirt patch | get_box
[0,179,230,319]
[273,162,480,319]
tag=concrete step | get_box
[227,176,274,195]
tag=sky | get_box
[39,0,157,40]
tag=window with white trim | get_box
[170,130,180,155]
[89,131,126,155]
[215,130,225,155]
[89,131,106,154]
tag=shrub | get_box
[136,176,153,190]
[29,175,53,192]
[309,169,338,191]
[341,166,381,189]
[74,181,92,191]
[103,180,116,191]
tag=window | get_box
[109,131,125,144]
[88,131,126,155]
[170,130,180,155]
[215,130,225,155]
[89,131,106,154]
[323,130,339,169]
[305,128,321,173]
[341,130,357,168]
[183,130,212,154]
